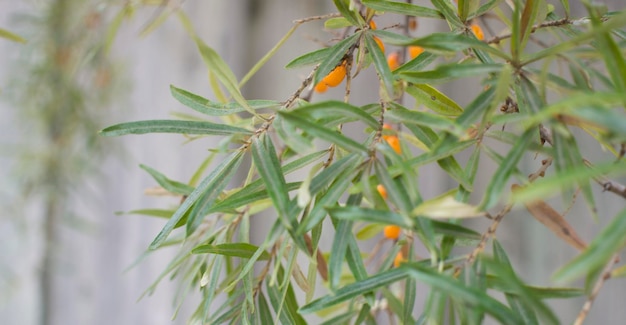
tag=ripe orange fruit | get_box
[384,225,401,240]
[377,184,388,199]
[394,252,406,267]
[408,46,424,59]
[314,81,328,93]
[387,52,400,70]
[471,24,484,41]
[385,135,402,154]
[369,20,377,30]
[323,62,347,87]
[408,18,418,31]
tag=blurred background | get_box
[0,1,624,324]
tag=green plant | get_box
[102,1,626,324]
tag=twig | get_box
[487,17,590,44]
[573,255,620,325]
[293,12,342,24]
[583,159,626,200]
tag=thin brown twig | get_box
[487,17,582,44]
[573,255,620,325]
[583,159,626,200]
[292,12,342,24]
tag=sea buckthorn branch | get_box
[292,12,342,24]
[573,254,620,325]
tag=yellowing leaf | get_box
[413,192,484,219]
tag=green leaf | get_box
[278,111,369,154]
[386,104,463,137]
[364,32,394,97]
[140,164,194,195]
[286,47,332,69]
[329,219,353,290]
[194,37,253,114]
[324,17,353,29]
[124,209,175,219]
[333,0,361,26]
[257,292,274,325]
[149,150,244,249]
[555,207,626,283]
[0,28,26,43]
[362,0,444,19]
[300,267,409,313]
[327,206,411,228]
[513,160,626,204]
[405,84,464,116]
[430,0,465,29]
[252,135,293,229]
[401,63,503,84]
[481,128,535,209]
[404,264,523,325]
[170,85,280,116]
[314,33,360,86]
[100,120,252,136]
[586,3,626,92]
[469,0,504,20]
[395,52,437,74]
[192,243,271,260]
[401,33,507,59]
[293,100,379,129]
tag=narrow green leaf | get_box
[170,85,280,116]
[364,32,394,96]
[401,63,503,84]
[405,84,464,116]
[293,100,379,129]
[401,33,508,59]
[124,209,175,219]
[469,0,504,20]
[327,206,410,227]
[300,267,409,313]
[405,264,523,325]
[193,37,253,114]
[192,243,271,260]
[387,104,463,137]
[586,3,626,92]
[140,164,194,195]
[395,52,437,74]
[0,28,26,43]
[362,0,444,19]
[252,135,292,228]
[324,17,353,29]
[257,292,274,325]
[519,0,541,52]
[278,111,369,154]
[149,150,244,249]
[100,120,251,136]
[333,0,361,26]
[430,0,465,28]
[286,47,332,69]
[513,160,626,204]
[314,33,360,86]
[456,86,496,128]
[329,219,353,289]
[481,128,535,209]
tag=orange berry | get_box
[369,20,377,30]
[377,184,388,199]
[385,135,402,154]
[383,124,393,130]
[384,225,401,240]
[408,46,424,59]
[386,52,400,70]
[322,62,347,87]
[374,37,385,53]
[394,252,406,267]
[314,81,328,93]
[471,24,484,41]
